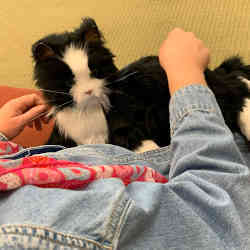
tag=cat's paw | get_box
[238,77,250,140]
[238,97,250,140]
[135,140,160,153]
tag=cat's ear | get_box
[32,42,56,61]
[79,17,103,43]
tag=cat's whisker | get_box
[30,100,74,122]
[106,71,139,86]
[38,88,72,96]
[53,100,74,112]
[29,110,51,122]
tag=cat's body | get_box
[32,18,250,151]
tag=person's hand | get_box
[0,94,50,140]
[159,28,210,95]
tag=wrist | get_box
[166,69,207,96]
[0,122,18,141]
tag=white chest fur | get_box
[238,77,250,140]
[56,105,109,145]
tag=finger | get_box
[14,94,48,113]
[18,104,48,126]
[40,107,53,124]
[186,31,194,36]
[27,121,34,128]
[171,27,184,34]
[34,118,42,131]
[41,115,51,124]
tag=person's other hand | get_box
[0,94,49,140]
[159,28,210,95]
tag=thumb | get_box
[18,105,48,126]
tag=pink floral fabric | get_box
[0,141,168,191]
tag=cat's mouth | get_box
[73,89,110,112]
[76,93,99,107]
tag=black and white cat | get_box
[32,17,250,152]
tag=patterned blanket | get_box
[0,141,168,191]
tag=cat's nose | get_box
[85,90,93,95]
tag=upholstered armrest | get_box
[0,86,54,148]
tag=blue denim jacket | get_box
[0,84,249,250]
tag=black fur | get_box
[32,18,250,150]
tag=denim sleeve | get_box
[119,84,250,249]
[169,84,247,180]
[166,84,249,248]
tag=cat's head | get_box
[32,17,118,112]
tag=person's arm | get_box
[158,28,247,180]
[119,29,249,249]
[169,84,247,178]
[120,82,248,248]
[158,28,247,176]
